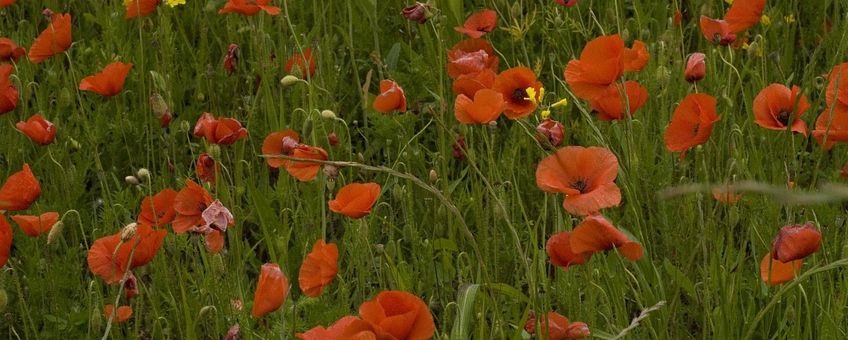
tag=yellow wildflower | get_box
[540,110,551,120]
[784,14,796,24]
[525,87,545,105]
[760,15,771,26]
[166,0,186,7]
[551,98,568,108]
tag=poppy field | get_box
[2,0,848,339]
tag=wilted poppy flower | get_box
[623,40,649,72]
[137,188,177,228]
[454,89,503,124]
[453,136,467,160]
[452,69,496,98]
[87,224,167,284]
[826,63,848,107]
[252,263,289,318]
[555,0,579,7]
[358,290,435,340]
[536,118,565,147]
[199,200,234,233]
[297,316,358,340]
[402,2,430,24]
[447,39,499,79]
[590,81,648,121]
[192,112,249,145]
[0,38,26,62]
[123,272,138,300]
[205,229,225,253]
[699,0,766,45]
[570,215,643,260]
[664,93,720,155]
[0,64,18,115]
[173,179,214,234]
[492,67,543,119]
[261,129,301,168]
[0,215,11,268]
[285,48,317,79]
[535,146,621,215]
[812,103,848,150]
[223,43,238,74]
[219,0,280,16]
[196,153,218,184]
[373,80,407,113]
[753,84,809,135]
[28,13,72,64]
[455,9,497,39]
[11,212,59,237]
[684,53,706,82]
[328,183,381,219]
[699,17,737,46]
[15,114,56,145]
[224,324,240,340]
[299,239,339,297]
[0,164,41,212]
[525,311,590,340]
[772,223,822,263]
[760,252,802,286]
[104,304,133,323]
[125,0,160,18]
[546,231,590,270]
[79,62,133,97]
[564,35,625,100]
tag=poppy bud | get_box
[179,120,191,132]
[150,93,169,117]
[320,109,337,120]
[47,221,64,245]
[328,132,339,146]
[401,2,430,24]
[566,322,591,338]
[198,305,215,318]
[208,144,221,160]
[224,324,241,340]
[125,175,140,186]
[772,223,822,262]
[230,299,244,311]
[685,53,706,83]
[42,8,54,20]
[136,168,151,182]
[120,222,138,242]
[655,65,671,83]
[212,253,225,274]
[452,136,466,160]
[280,75,301,87]
[536,119,565,147]
[429,169,438,184]
[323,165,339,180]
[90,307,103,330]
[224,43,238,74]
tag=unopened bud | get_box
[224,324,241,340]
[207,144,221,160]
[323,165,339,180]
[47,221,64,245]
[429,169,438,184]
[280,75,300,87]
[149,93,169,117]
[198,305,216,318]
[320,110,337,119]
[125,175,140,186]
[136,168,151,182]
[120,223,138,242]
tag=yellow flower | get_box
[540,110,551,120]
[760,15,771,26]
[724,0,733,4]
[784,14,796,24]
[551,98,568,108]
[741,42,751,50]
[166,0,186,7]
[524,87,545,105]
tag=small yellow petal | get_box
[540,110,551,120]
[760,15,771,26]
[551,98,568,108]
[166,0,186,7]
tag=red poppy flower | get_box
[569,215,643,261]
[402,2,430,24]
[664,93,720,155]
[564,35,625,100]
[358,290,435,340]
[492,67,543,119]
[712,187,742,205]
[623,40,649,72]
[760,252,802,286]
[28,13,72,64]
[205,229,225,253]
[454,9,497,39]
[373,80,407,113]
[192,112,249,145]
[454,89,503,124]
[0,64,19,115]
[0,214,11,268]
[555,0,579,7]
[753,84,809,135]
[699,17,736,46]
[79,62,133,97]
[525,311,590,340]
[771,223,822,263]
[87,224,167,284]
[0,164,41,212]
[173,179,214,234]
[328,183,381,219]
[0,38,26,62]
[284,144,328,182]
[546,231,591,270]
[536,119,565,147]
[699,0,765,45]
[15,114,56,145]
[252,263,289,318]
[826,63,848,107]
[0,0,14,8]
[452,69,496,98]
[297,316,358,340]
[298,239,339,297]
[125,0,160,19]
[137,188,177,228]
[196,153,218,184]
[535,146,621,216]
[219,0,281,16]
[447,39,499,79]
[223,43,238,74]
[11,212,58,237]
[285,48,317,79]
[812,103,848,150]
[104,305,133,323]
[590,81,648,121]
[339,318,393,339]
[261,129,301,168]
[684,53,706,82]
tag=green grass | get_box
[2,0,848,338]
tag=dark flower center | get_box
[777,110,791,126]
[512,88,528,102]
[571,179,589,193]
